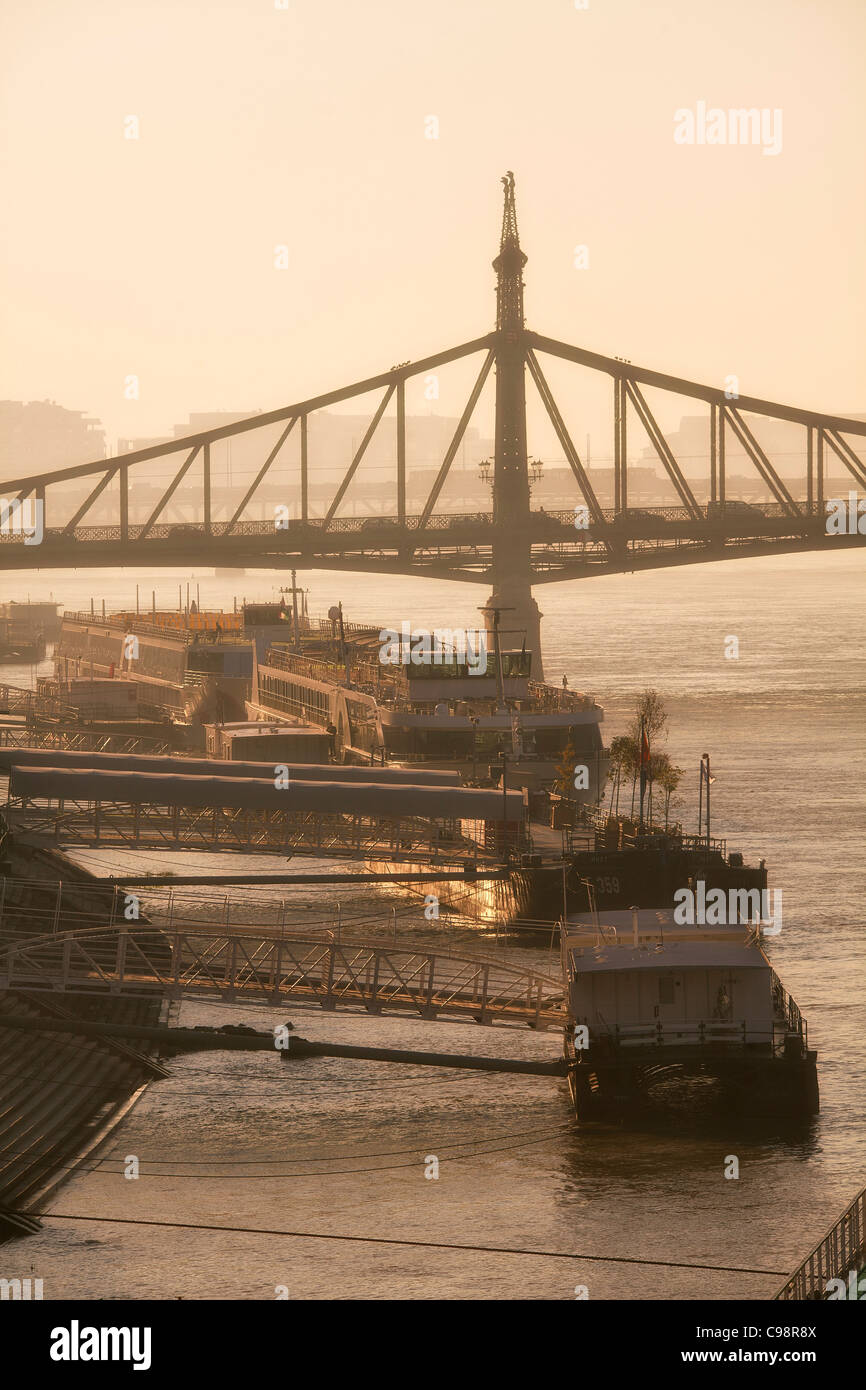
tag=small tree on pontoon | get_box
[655,755,685,830]
[607,734,637,816]
[625,690,669,818]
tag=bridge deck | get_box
[0,509,862,583]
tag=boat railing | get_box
[568,809,726,857]
[592,1017,810,1055]
[770,968,808,1048]
[617,829,726,857]
[775,1187,866,1301]
[526,681,599,713]
[595,1020,768,1049]
[676,833,728,857]
[264,647,397,691]
[62,611,199,645]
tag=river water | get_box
[4,549,864,1300]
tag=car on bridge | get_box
[166,524,204,538]
[706,500,766,520]
[704,500,780,536]
[445,514,487,532]
[604,507,673,535]
[530,509,570,537]
[357,516,409,554]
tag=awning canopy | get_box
[8,765,524,820]
[0,747,461,786]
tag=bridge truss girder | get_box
[0,329,864,579]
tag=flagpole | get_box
[638,716,647,830]
[705,752,711,847]
[698,757,704,841]
[291,568,300,648]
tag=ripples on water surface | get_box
[6,551,864,1299]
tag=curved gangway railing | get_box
[0,923,567,1030]
[775,1187,866,1300]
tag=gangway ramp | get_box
[2,765,524,861]
[0,925,567,1030]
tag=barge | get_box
[562,913,818,1121]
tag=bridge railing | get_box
[775,1188,866,1300]
[0,497,843,550]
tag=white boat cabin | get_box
[565,934,776,1049]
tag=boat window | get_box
[407,650,531,680]
[500,650,532,678]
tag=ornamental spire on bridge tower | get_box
[493,169,527,331]
[486,172,544,679]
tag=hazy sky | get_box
[2,0,864,462]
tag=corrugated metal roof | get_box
[8,766,524,820]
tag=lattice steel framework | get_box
[2,792,519,861]
[0,925,567,1028]
[0,175,863,589]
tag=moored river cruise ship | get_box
[246,613,607,797]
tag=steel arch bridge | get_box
[1,174,863,593]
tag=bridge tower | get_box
[484,172,544,678]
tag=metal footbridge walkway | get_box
[0,925,567,1030]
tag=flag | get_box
[701,761,716,785]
